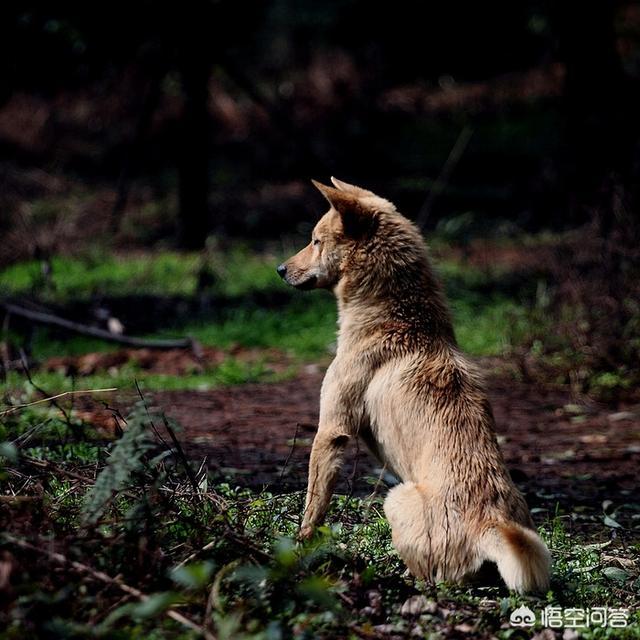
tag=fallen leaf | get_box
[603,566,629,583]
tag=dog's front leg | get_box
[299,428,350,539]
[299,360,366,539]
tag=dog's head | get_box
[277,177,392,290]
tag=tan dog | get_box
[277,178,550,593]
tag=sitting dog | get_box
[277,178,550,593]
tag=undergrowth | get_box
[1,234,638,637]
[473,224,640,402]
[0,402,638,639]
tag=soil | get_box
[44,344,289,377]
[75,356,640,523]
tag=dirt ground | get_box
[77,357,640,525]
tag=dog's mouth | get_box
[291,275,318,290]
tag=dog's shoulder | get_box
[403,346,486,400]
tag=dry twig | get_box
[0,388,117,418]
[416,125,473,229]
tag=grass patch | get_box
[0,252,201,300]
[3,355,286,395]
[0,247,288,302]
[173,294,337,360]
[452,297,528,356]
[1,243,541,392]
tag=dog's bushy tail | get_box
[385,483,551,593]
[480,522,551,593]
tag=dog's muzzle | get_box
[277,264,317,289]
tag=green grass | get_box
[0,244,537,390]
[0,252,200,300]
[452,297,528,356]
[173,294,337,359]
[3,355,288,396]
[0,246,287,302]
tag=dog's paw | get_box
[298,524,315,541]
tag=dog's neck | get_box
[334,257,456,353]
[330,213,457,353]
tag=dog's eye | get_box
[312,238,320,246]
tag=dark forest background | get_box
[1,1,639,253]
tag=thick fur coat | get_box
[277,178,551,593]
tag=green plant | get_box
[81,400,157,524]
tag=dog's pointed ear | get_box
[312,179,377,238]
[330,176,375,198]
[312,180,356,215]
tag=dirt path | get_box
[91,361,640,521]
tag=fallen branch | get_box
[2,535,217,640]
[176,539,219,570]
[1,302,197,350]
[21,455,97,483]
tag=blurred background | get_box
[2,4,640,636]
[2,1,640,249]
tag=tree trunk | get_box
[177,24,211,250]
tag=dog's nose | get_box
[276,263,287,279]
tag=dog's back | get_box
[334,191,551,592]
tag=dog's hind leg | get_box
[384,482,434,578]
[384,482,478,583]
